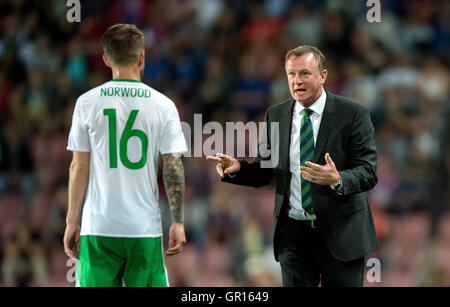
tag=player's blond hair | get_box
[101,24,144,65]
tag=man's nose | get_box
[293,75,303,84]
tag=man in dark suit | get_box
[207,45,379,287]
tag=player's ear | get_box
[138,50,145,67]
[103,54,112,68]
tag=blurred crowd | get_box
[0,0,448,286]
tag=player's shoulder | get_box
[143,83,171,102]
[142,83,179,110]
[75,82,108,104]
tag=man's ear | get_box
[320,69,328,85]
[103,54,112,68]
[138,50,145,67]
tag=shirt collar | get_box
[295,88,327,116]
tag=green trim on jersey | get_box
[110,79,142,83]
[76,236,168,287]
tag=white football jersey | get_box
[67,79,187,237]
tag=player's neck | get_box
[111,66,142,82]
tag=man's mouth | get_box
[295,89,307,94]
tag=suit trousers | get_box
[277,214,365,287]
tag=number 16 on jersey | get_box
[104,108,148,170]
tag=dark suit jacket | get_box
[222,89,379,262]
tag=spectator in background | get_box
[0,121,33,196]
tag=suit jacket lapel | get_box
[312,90,336,164]
[278,99,295,170]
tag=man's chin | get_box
[294,93,309,102]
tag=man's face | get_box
[285,53,327,107]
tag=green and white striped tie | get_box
[300,108,315,215]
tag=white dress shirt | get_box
[288,89,327,220]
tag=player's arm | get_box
[64,151,90,259]
[162,153,186,256]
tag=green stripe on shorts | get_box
[76,235,168,287]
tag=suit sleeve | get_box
[221,112,274,188]
[338,107,378,195]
